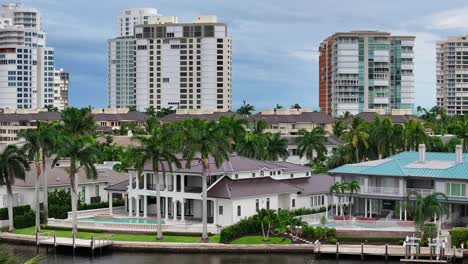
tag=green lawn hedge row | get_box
[450,228,468,247]
[0,205,32,220]
[219,215,261,243]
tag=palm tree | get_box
[236,132,268,160]
[61,107,96,137]
[406,192,448,236]
[0,145,30,231]
[145,106,156,116]
[133,125,181,240]
[332,119,347,138]
[296,128,327,163]
[236,100,255,117]
[326,145,354,169]
[180,119,232,241]
[256,209,277,241]
[370,116,393,159]
[156,107,176,118]
[218,115,247,145]
[347,180,360,217]
[53,135,98,236]
[390,124,405,155]
[451,116,468,151]
[404,119,428,151]
[341,118,369,163]
[291,103,302,110]
[275,104,283,110]
[266,133,289,161]
[329,182,341,216]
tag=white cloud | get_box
[430,7,468,30]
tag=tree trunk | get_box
[7,185,14,232]
[201,164,208,241]
[266,223,271,241]
[355,148,359,163]
[71,173,78,236]
[34,162,41,232]
[42,153,48,224]
[261,222,266,241]
[156,162,163,240]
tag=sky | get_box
[20,0,468,111]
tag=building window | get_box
[266,198,270,210]
[446,183,466,197]
[252,173,255,177]
[80,187,85,203]
[234,174,238,179]
[256,199,259,211]
[292,199,295,208]
[219,206,223,215]
[290,174,294,178]
[237,205,241,216]
[95,185,99,197]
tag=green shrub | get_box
[0,205,32,220]
[13,210,36,229]
[450,228,468,247]
[219,216,261,243]
[301,225,336,241]
[328,237,337,244]
[290,207,327,216]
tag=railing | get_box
[300,212,328,224]
[406,188,434,196]
[91,234,113,249]
[66,206,126,219]
[146,184,166,191]
[360,186,402,196]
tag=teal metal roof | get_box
[329,152,468,180]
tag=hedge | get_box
[79,199,124,211]
[450,228,468,247]
[0,205,32,220]
[302,225,336,241]
[219,215,261,243]
[290,206,327,217]
[13,210,35,229]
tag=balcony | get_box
[406,188,434,196]
[360,186,401,196]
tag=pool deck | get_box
[0,232,465,259]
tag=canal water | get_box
[4,244,404,264]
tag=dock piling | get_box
[385,244,388,262]
[361,243,364,261]
[336,242,339,260]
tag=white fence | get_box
[66,206,126,219]
[47,218,219,234]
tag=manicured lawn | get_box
[14,227,217,243]
[230,236,291,245]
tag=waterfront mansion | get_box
[330,144,468,226]
[105,154,334,227]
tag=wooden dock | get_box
[35,231,112,256]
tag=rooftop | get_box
[351,112,420,124]
[248,109,334,124]
[329,151,468,180]
[160,111,242,123]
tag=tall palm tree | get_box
[133,125,181,240]
[332,119,347,138]
[329,182,341,216]
[218,115,247,145]
[404,119,428,151]
[0,145,30,231]
[347,180,360,217]
[53,135,97,236]
[370,116,393,159]
[180,119,232,241]
[341,118,369,163]
[451,116,468,151]
[326,145,354,169]
[266,133,289,161]
[255,209,278,241]
[296,127,327,163]
[236,132,268,160]
[236,100,255,117]
[390,124,405,155]
[406,192,448,236]
[18,128,42,232]
[60,107,96,136]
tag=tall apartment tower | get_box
[108,8,159,109]
[0,3,60,109]
[108,9,232,111]
[53,68,68,111]
[436,36,468,115]
[319,31,415,116]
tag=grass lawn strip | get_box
[230,236,291,245]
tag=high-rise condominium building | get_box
[108,9,232,111]
[0,3,63,110]
[436,36,468,115]
[53,68,68,111]
[319,31,415,116]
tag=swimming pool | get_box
[79,217,162,225]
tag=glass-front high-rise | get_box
[319,31,415,116]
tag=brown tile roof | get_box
[0,112,147,123]
[13,160,128,188]
[279,174,334,195]
[104,180,129,192]
[160,111,243,123]
[353,112,420,124]
[207,176,302,199]
[139,154,310,175]
[93,112,147,122]
[248,111,334,124]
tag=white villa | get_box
[105,154,334,227]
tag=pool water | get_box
[79,217,161,225]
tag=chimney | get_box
[456,145,463,163]
[418,144,426,163]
